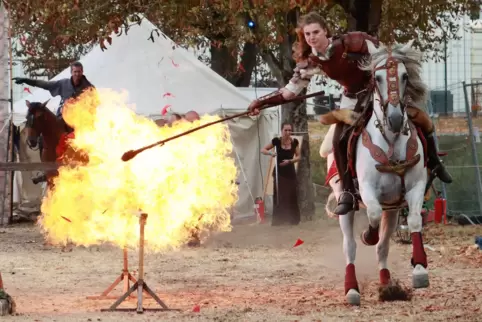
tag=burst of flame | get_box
[39,88,238,251]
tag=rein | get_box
[121,90,326,162]
[26,139,40,151]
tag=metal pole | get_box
[432,128,448,199]
[7,14,13,225]
[0,119,9,227]
[444,31,448,115]
[462,81,482,215]
[427,98,448,200]
[274,146,279,206]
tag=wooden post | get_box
[0,272,13,316]
[0,1,9,226]
[6,13,13,225]
[0,272,6,315]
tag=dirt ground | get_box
[0,214,481,322]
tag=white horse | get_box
[324,39,430,305]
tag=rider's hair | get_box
[70,61,83,71]
[281,121,293,131]
[293,12,332,63]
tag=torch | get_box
[121,90,325,162]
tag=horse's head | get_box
[364,39,427,135]
[25,100,50,148]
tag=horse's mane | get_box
[28,101,53,113]
[359,42,428,107]
[28,101,46,109]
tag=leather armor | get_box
[308,32,379,96]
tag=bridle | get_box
[371,52,410,137]
[25,109,41,151]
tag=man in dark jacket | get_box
[13,61,95,132]
[14,61,95,185]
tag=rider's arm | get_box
[284,60,316,96]
[22,78,64,97]
[248,60,315,111]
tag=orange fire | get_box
[38,88,238,251]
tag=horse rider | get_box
[247,11,452,215]
[14,61,95,184]
[13,61,95,133]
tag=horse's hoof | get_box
[360,229,379,246]
[412,264,429,288]
[345,289,361,306]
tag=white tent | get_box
[11,19,280,221]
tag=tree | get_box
[6,0,480,219]
[7,0,479,79]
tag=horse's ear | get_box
[365,40,378,55]
[400,39,415,53]
[26,100,31,108]
[41,99,50,108]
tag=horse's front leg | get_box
[405,181,429,288]
[358,186,382,246]
[339,210,360,305]
[328,166,360,305]
[377,210,399,285]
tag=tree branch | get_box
[260,50,285,85]
[233,41,257,87]
[368,0,383,36]
[354,0,370,31]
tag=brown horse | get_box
[25,100,88,188]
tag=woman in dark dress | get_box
[261,122,301,226]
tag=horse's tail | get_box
[325,191,339,219]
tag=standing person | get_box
[248,11,452,215]
[13,61,95,132]
[261,122,301,226]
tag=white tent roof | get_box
[12,19,253,125]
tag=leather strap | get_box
[361,120,419,170]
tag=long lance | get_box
[121,90,325,162]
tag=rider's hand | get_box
[12,77,26,85]
[247,100,263,116]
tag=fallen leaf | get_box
[293,239,304,247]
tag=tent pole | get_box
[7,10,14,224]
[220,109,256,217]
